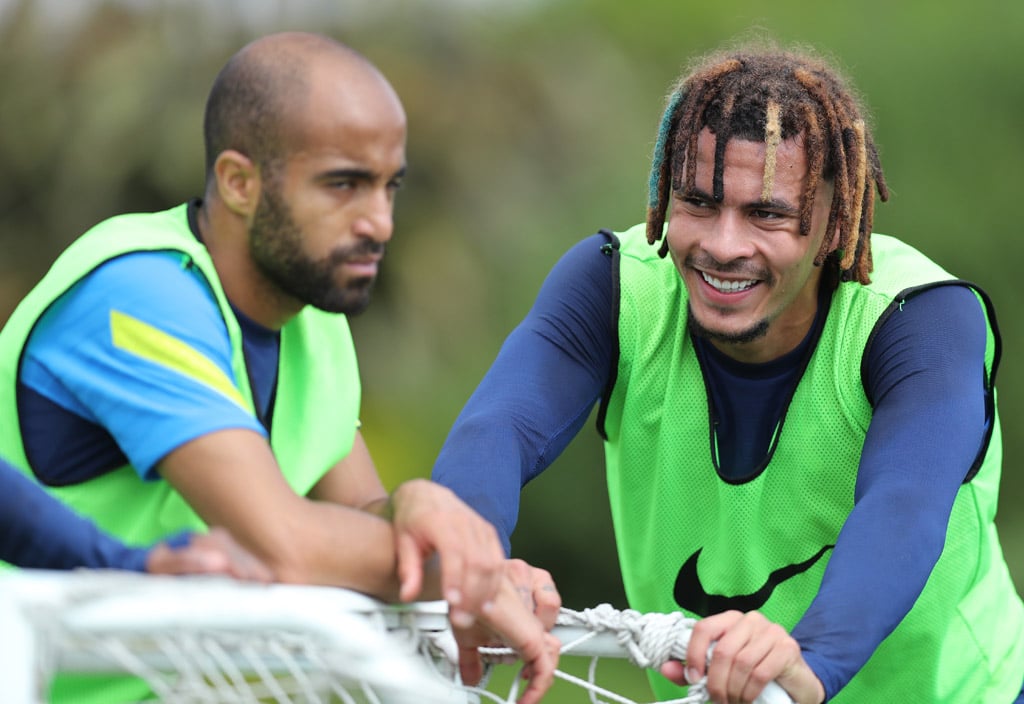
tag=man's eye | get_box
[684,197,710,208]
[752,209,782,219]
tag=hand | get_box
[390,479,505,628]
[145,526,274,582]
[453,576,560,704]
[662,610,824,704]
[504,558,561,630]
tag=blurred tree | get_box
[0,0,1021,614]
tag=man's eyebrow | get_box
[316,166,407,182]
[677,185,799,213]
[748,197,799,214]
[675,185,714,200]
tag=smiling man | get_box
[0,31,557,704]
[432,41,1024,703]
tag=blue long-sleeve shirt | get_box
[0,455,153,571]
[432,232,991,699]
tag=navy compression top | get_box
[432,232,991,698]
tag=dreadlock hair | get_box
[646,42,888,285]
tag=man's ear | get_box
[213,150,260,217]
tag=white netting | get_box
[0,570,792,704]
[474,603,791,704]
[0,570,459,704]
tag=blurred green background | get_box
[1,1,1021,697]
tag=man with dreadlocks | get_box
[433,42,1024,703]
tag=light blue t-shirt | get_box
[18,250,271,484]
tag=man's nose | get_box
[353,189,394,243]
[701,210,755,262]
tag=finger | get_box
[144,542,173,574]
[456,640,485,686]
[443,520,505,628]
[531,576,561,630]
[396,532,425,602]
[439,551,475,628]
[659,660,687,685]
[685,619,715,682]
[724,631,774,703]
[176,532,226,571]
[503,560,559,628]
[150,540,227,576]
[448,521,503,621]
[687,610,743,687]
[392,481,505,623]
[500,560,533,613]
[478,585,557,702]
[703,612,765,703]
[515,634,559,704]
[737,622,800,703]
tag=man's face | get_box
[249,179,383,316]
[665,127,834,363]
[249,66,407,316]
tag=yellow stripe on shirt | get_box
[109,309,248,410]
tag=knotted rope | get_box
[476,603,709,704]
[555,603,696,669]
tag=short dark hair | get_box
[202,48,308,185]
[200,42,309,187]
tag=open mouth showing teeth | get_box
[700,271,757,293]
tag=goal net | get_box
[0,569,792,704]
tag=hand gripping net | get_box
[474,603,791,704]
[0,570,792,704]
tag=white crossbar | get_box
[0,569,793,704]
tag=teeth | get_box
[701,271,757,293]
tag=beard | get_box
[682,252,772,345]
[686,303,769,345]
[249,186,382,316]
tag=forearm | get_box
[794,285,988,698]
[308,483,455,601]
[432,409,535,553]
[794,489,950,697]
[433,234,613,553]
[276,499,408,599]
[0,460,149,571]
[160,430,410,599]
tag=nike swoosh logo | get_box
[674,544,834,616]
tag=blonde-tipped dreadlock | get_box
[646,44,888,284]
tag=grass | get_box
[478,655,657,703]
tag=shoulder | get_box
[878,284,986,340]
[864,284,988,402]
[38,251,222,338]
[531,232,613,295]
[554,232,614,270]
[77,250,213,304]
[26,250,231,375]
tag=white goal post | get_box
[0,569,793,704]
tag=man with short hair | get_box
[433,42,1024,703]
[0,31,557,704]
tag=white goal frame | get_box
[0,569,792,704]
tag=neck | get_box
[196,200,303,331]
